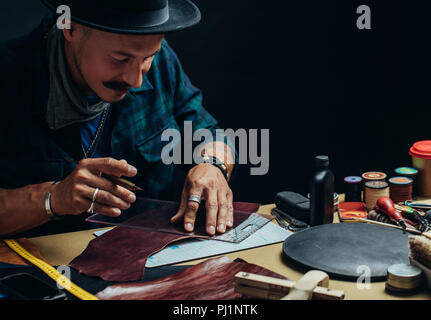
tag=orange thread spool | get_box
[389,177,413,203]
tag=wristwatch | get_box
[201,154,229,181]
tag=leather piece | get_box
[70,201,261,282]
[70,229,193,282]
[109,200,260,237]
[96,256,287,300]
[0,238,48,266]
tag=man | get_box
[0,0,235,237]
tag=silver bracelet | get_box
[44,181,63,220]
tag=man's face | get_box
[63,24,164,102]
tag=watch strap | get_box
[201,154,229,181]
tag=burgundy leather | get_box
[109,200,260,237]
[70,201,261,282]
[96,256,287,300]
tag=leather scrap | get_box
[70,201,261,282]
[89,199,261,237]
[70,228,194,282]
[96,256,287,300]
[0,238,48,266]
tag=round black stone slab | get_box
[282,223,410,281]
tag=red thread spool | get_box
[362,172,387,202]
[362,171,387,183]
[389,177,413,203]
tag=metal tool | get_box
[271,207,309,232]
[64,156,144,192]
[405,201,431,209]
[270,208,289,229]
[355,216,422,235]
[395,204,431,232]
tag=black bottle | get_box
[310,155,334,226]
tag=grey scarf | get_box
[45,26,110,130]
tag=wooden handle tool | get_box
[234,271,344,300]
[282,270,330,300]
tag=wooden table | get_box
[28,204,431,300]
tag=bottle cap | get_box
[315,155,329,168]
[409,140,431,160]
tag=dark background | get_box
[1,1,430,204]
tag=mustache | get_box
[103,81,131,91]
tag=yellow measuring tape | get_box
[3,239,99,300]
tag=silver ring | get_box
[92,188,100,202]
[87,188,99,213]
[188,195,201,204]
[87,201,95,214]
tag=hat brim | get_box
[41,0,201,34]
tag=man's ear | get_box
[62,22,76,42]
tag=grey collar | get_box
[45,26,110,130]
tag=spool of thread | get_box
[389,177,413,203]
[362,172,387,202]
[362,171,387,183]
[394,167,419,199]
[344,176,363,202]
[364,181,390,210]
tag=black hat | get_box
[41,0,201,34]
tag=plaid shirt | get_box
[0,15,231,200]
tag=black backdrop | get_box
[1,1,430,204]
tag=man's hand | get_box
[170,163,234,235]
[50,158,137,217]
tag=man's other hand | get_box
[170,164,234,235]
